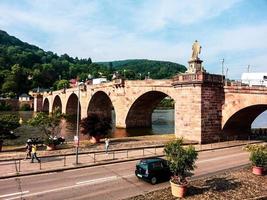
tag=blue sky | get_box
[0,0,267,79]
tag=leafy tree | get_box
[0,114,20,151]
[28,108,64,146]
[53,79,70,90]
[80,113,112,143]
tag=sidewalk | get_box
[0,140,262,179]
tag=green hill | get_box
[98,59,186,79]
[0,30,186,98]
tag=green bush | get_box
[164,138,198,184]
[19,103,32,111]
[244,144,267,167]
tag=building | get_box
[241,73,267,87]
[19,93,31,101]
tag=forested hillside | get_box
[0,30,186,98]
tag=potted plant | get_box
[244,144,267,175]
[164,138,198,198]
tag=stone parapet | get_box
[172,72,224,86]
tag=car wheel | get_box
[151,177,157,185]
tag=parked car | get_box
[135,157,171,184]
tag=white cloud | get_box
[133,0,241,31]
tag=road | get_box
[0,146,249,200]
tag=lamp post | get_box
[75,82,84,165]
[221,59,224,83]
[123,69,126,79]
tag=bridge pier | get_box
[173,72,224,143]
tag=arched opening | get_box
[87,91,114,122]
[125,91,175,136]
[65,93,80,117]
[43,98,49,113]
[223,104,267,139]
[52,95,62,113]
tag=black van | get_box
[135,157,171,184]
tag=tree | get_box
[80,113,112,143]
[53,79,69,90]
[0,114,20,151]
[28,108,64,148]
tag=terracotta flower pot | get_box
[170,181,187,198]
[252,166,264,176]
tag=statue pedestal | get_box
[187,59,204,73]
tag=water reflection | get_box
[2,109,266,141]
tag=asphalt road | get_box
[0,146,249,200]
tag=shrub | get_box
[164,138,198,184]
[244,144,267,167]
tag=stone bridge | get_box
[32,72,267,144]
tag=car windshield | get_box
[138,161,148,170]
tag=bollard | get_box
[14,160,18,173]
[64,156,66,166]
[94,153,96,163]
[19,160,21,172]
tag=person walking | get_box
[105,138,110,154]
[31,144,41,163]
[25,139,32,159]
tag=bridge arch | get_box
[43,98,49,112]
[87,91,114,122]
[66,93,81,116]
[223,104,267,136]
[126,91,175,128]
[52,95,62,113]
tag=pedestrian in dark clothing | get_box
[31,144,41,163]
[25,143,32,159]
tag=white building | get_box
[19,93,32,101]
[92,78,107,85]
[241,73,267,87]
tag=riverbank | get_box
[0,134,178,159]
[126,168,267,200]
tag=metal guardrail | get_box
[0,137,265,177]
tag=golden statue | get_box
[191,40,201,60]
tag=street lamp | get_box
[75,81,84,165]
[123,69,126,78]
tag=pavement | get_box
[0,140,262,179]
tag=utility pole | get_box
[221,58,224,83]
[247,64,250,73]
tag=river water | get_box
[1,110,266,141]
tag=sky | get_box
[0,0,267,79]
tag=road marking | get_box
[0,191,29,198]
[76,176,118,185]
[4,152,248,200]
[197,152,247,163]
[4,175,132,200]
